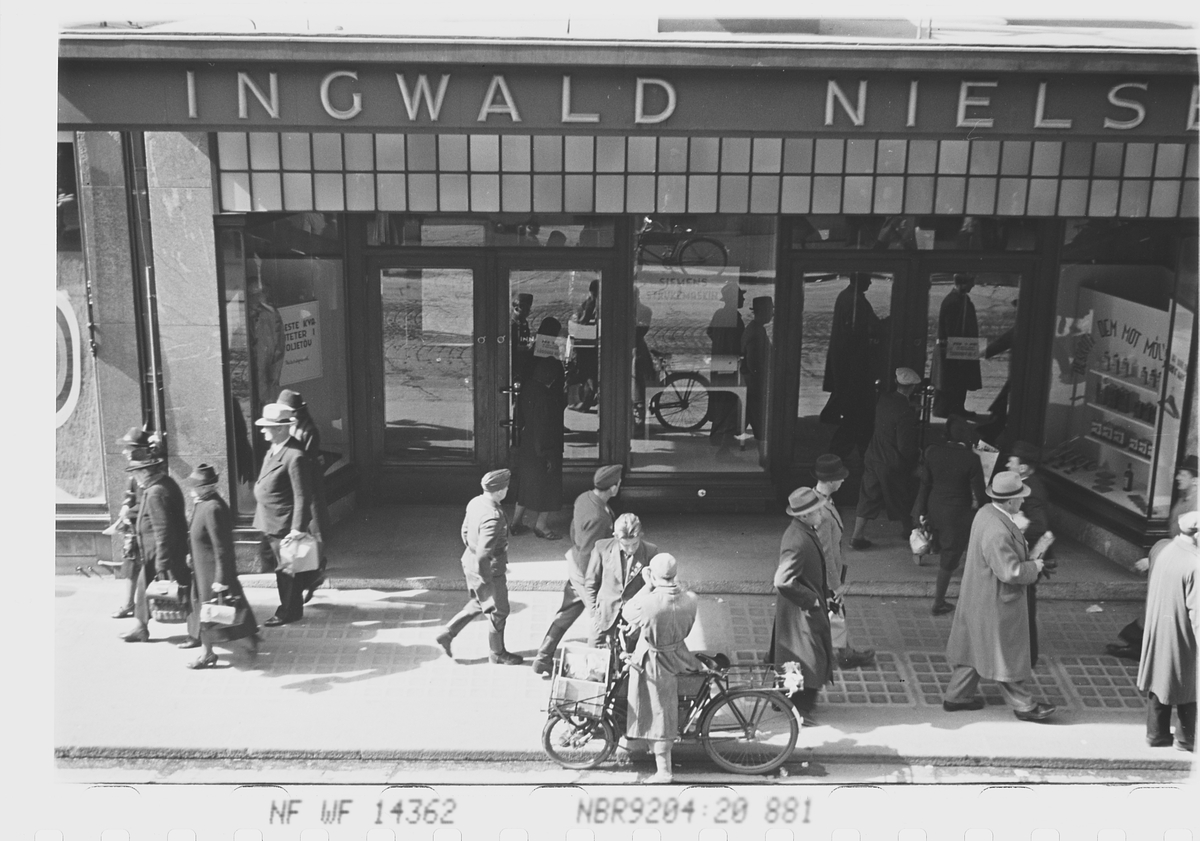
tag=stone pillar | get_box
[144,132,231,496]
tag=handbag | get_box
[828,595,848,648]
[278,533,320,576]
[200,591,244,626]
[146,578,190,624]
[909,526,935,555]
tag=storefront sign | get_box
[59,62,1198,138]
[278,302,322,385]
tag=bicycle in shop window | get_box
[635,217,729,273]
[641,350,749,448]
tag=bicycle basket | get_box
[723,665,787,692]
[548,643,612,719]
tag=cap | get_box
[593,465,623,490]
[895,367,921,386]
[515,293,533,306]
[187,463,219,486]
[647,553,678,585]
[254,403,296,426]
[987,471,1032,500]
[481,469,511,492]
[813,454,849,482]
[786,487,824,518]
[954,273,976,284]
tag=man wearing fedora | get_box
[253,402,316,627]
[109,426,163,620]
[769,487,835,723]
[585,512,660,648]
[849,368,922,551]
[532,464,622,676]
[122,448,198,646]
[1006,440,1056,665]
[436,469,524,665]
[276,388,330,602]
[811,455,875,670]
[942,471,1055,722]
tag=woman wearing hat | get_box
[187,464,260,669]
[913,414,987,615]
[109,427,163,620]
[277,388,330,601]
[512,318,567,540]
[769,488,835,722]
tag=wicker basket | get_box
[547,644,611,719]
[148,594,190,624]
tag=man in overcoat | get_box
[122,449,198,645]
[436,469,524,665]
[253,402,316,627]
[824,272,881,459]
[768,487,835,722]
[1006,440,1055,665]
[585,513,659,647]
[622,553,704,784]
[934,273,981,418]
[1137,511,1198,752]
[942,471,1055,721]
[849,368,922,550]
[110,426,163,620]
[277,388,330,602]
[532,465,623,675]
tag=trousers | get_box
[944,665,1034,712]
[445,571,511,641]
[265,537,318,622]
[535,582,588,665]
[1146,692,1196,749]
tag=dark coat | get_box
[913,441,986,557]
[290,414,329,540]
[585,536,660,636]
[516,357,566,511]
[567,490,614,605]
[1137,535,1199,704]
[252,439,313,538]
[823,284,879,394]
[136,473,190,584]
[862,391,920,518]
[1021,472,1052,549]
[190,489,258,643]
[937,287,982,392]
[741,321,771,439]
[769,520,834,690]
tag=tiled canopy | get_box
[216,132,1198,219]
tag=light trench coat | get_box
[621,581,703,741]
[1137,534,1199,705]
[945,504,1041,683]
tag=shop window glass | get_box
[439,135,469,172]
[811,176,842,214]
[220,214,350,516]
[281,133,313,170]
[874,176,904,214]
[1088,180,1120,217]
[313,173,345,211]
[844,139,875,174]
[376,134,405,171]
[502,174,532,212]
[813,139,843,174]
[632,214,776,474]
[533,136,563,172]
[345,173,376,211]
[907,140,938,173]
[721,138,751,173]
[502,135,532,172]
[56,139,105,505]
[659,137,688,173]
[312,133,343,170]
[752,138,783,173]
[841,176,873,214]
[877,140,906,174]
[626,175,655,211]
[969,141,1000,175]
[687,175,718,213]
[217,132,249,170]
[1031,141,1062,177]
[438,174,469,212]
[1027,179,1059,216]
[966,178,997,215]
[471,174,501,212]
[904,176,935,214]
[251,172,283,211]
[1093,143,1123,179]
[934,177,966,214]
[408,135,437,171]
[783,138,813,173]
[750,175,781,214]
[344,134,374,171]
[1061,142,1093,177]
[533,175,563,212]
[283,173,315,211]
[658,175,686,213]
[719,175,750,213]
[595,175,624,213]
[565,175,595,213]
[1119,181,1151,218]
[565,136,595,172]
[628,137,657,172]
[1124,144,1154,178]
[1057,180,1089,216]
[1000,141,1032,176]
[1186,145,1198,178]
[249,133,280,170]
[996,179,1028,216]
[780,176,812,214]
[938,141,969,175]
[595,136,626,172]
[1148,181,1181,218]
[470,135,500,172]
[221,172,252,212]
[791,215,1038,252]
[409,173,438,211]
[365,214,613,249]
[1181,181,1198,216]
[376,174,406,211]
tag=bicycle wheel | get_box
[699,689,799,775]
[676,237,728,272]
[541,713,616,770]
[650,373,711,431]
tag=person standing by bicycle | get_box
[622,552,704,784]
[585,513,659,647]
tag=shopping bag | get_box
[145,579,177,600]
[909,527,935,556]
[278,533,320,575]
[828,612,848,648]
[200,601,237,625]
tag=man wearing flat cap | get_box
[253,402,316,627]
[934,274,981,418]
[849,368,922,550]
[943,471,1056,722]
[532,465,623,675]
[437,469,524,664]
[769,487,835,722]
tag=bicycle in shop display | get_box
[542,627,802,775]
[635,217,729,272]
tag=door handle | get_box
[499,420,514,428]
[499,383,521,395]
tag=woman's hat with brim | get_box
[987,470,1031,500]
[481,469,511,492]
[125,447,164,471]
[276,389,306,410]
[254,403,296,426]
[647,553,678,586]
[813,454,849,482]
[187,463,220,487]
[786,487,824,518]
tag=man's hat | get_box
[895,367,921,386]
[1180,454,1199,476]
[647,553,678,586]
[814,454,849,482]
[752,296,773,310]
[187,463,220,487]
[125,447,164,471]
[515,293,533,307]
[593,465,623,490]
[987,471,1032,500]
[254,403,296,426]
[117,426,152,449]
[786,487,824,518]
[481,469,511,492]
[277,389,306,410]
[1010,440,1042,465]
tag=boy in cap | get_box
[849,368,922,550]
[532,465,623,675]
[437,469,524,665]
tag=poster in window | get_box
[278,302,322,386]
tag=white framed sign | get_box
[945,336,985,360]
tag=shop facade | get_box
[56,27,1198,566]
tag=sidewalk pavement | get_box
[56,568,1192,776]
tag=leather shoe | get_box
[932,601,955,616]
[490,650,525,665]
[435,631,454,657]
[943,698,986,712]
[111,606,135,619]
[176,637,202,650]
[848,538,872,550]
[1105,643,1140,661]
[532,659,553,676]
[837,649,876,669]
[1013,702,1056,722]
[187,653,218,670]
[121,628,149,643]
[1147,737,1173,747]
[264,615,287,627]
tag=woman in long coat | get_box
[768,488,834,719]
[622,553,703,784]
[913,415,986,615]
[512,318,567,539]
[277,388,330,599]
[188,464,259,669]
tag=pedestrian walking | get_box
[436,469,524,665]
[121,448,199,647]
[109,426,162,620]
[912,414,987,615]
[276,388,331,601]
[823,272,882,460]
[621,553,704,784]
[512,319,567,540]
[849,367,922,550]
[942,471,1056,722]
[1137,510,1198,752]
[252,402,317,627]
[706,280,744,444]
[585,513,659,647]
[186,464,259,669]
[1005,440,1055,665]
[810,455,875,669]
[933,273,981,418]
[532,465,622,675]
[768,487,834,723]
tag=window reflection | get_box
[792,215,1038,251]
[364,213,614,248]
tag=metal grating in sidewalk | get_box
[905,652,1070,707]
[1057,656,1144,710]
[822,651,915,706]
